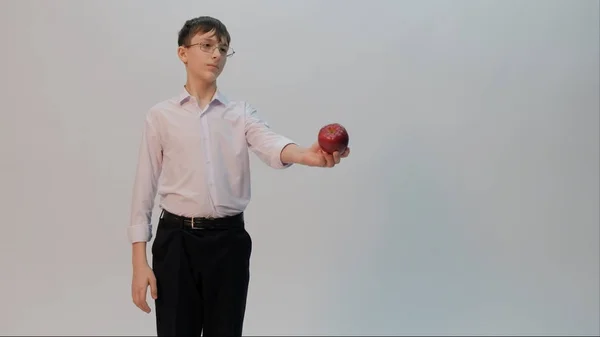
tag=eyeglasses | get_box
[186,41,235,57]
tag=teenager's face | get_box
[178,30,229,83]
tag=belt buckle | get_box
[190,217,201,229]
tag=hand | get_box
[132,264,157,313]
[300,142,350,167]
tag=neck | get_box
[184,75,217,109]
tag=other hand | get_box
[132,264,158,313]
[301,142,350,167]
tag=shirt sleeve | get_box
[128,111,163,243]
[244,102,295,169]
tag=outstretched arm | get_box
[244,103,350,168]
[244,103,295,169]
[280,142,350,167]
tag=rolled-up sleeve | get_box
[244,103,295,169]
[128,111,163,243]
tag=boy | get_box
[129,16,349,336]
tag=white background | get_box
[1,0,598,335]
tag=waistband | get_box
[159,209,244,230]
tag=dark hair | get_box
[177,16,231,47]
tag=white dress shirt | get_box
[128,88,295,243]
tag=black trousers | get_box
[151,210,252,336]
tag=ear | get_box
[177,46,187,64]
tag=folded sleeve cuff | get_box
[273,140,296,169]
[128,224,153,243]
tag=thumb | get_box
[149,276,158,299]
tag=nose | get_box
[211,47,222,59]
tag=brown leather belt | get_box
[159,209,244,229]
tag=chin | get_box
[208,72,221,80]
[194,72,218,83]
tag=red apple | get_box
[318,123,349,154]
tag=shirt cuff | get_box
[275,140,296,169]
[128,224,153,243]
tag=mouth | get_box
[207,64,219,70]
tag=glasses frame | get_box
[186,42,235,58]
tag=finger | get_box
[320,150,334,167]
[318,155,327,167]
[139,300,151,313]
[332,151,341,164]
[137,287,151,313]
[132,285,141,308]
[311,151,325,167]
[325,153,335,167]
[341,147,350,158]
[149,276,158,300]
[133,291,146,312]
[316,150,327,167]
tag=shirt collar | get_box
[178,86,229,106]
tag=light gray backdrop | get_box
[1,0,598,335]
